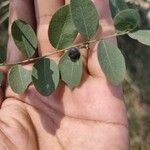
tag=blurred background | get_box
[0,0,150,149]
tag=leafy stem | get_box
[0,31,130,67]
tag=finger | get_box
[35,0,65,59]
[87,0,117,78]
[7,0,36,63]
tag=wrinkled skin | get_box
[0,0,129,149]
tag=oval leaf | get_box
[97,40,126,85]
[113,9,140,32]
[70,0,99,39]
[129,30,150,46]
[11,20,37,58]
[32,58,60,96]
[109,0,128,18]
[59,51,83,88]
[48,5,77,49]
[8,65,32,94]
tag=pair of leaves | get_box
[48,0,99,49]
[8,59,59,96]
[9,39,126,94]
[8,56,83,95]
[9,0,133,94]
[11,0,99,57]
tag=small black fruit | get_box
[68,47,81,61]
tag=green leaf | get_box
[109,0,128,18]
[0,0,9,9]
[32,58,60,96]
[0,71,3,86]
[0,4,9,24]
[113,9,140,32]
[128,30,150,46]
[0,11,8,24]
[59,51,83,88]
[8,65,32,94]
[97,40,126,85]
[11,20,37,58]
[48,5,77,50]
[0,44,6,63]
[70,0,99,39]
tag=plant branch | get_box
[0,31,130,67]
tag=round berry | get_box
[68,47,81,61]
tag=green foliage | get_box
[113,9,140,32]
[70,0,99,39]
[0,9,8,25]
[32,58,60,96]
[0,0,9,9]
[59,51,83,88]
[0,0,9,25]
[0,0,149,96]
[1,0,150,149]
[129,30,150,46]
[48,5,77,49]
[97,40,126,85]
[109,0,128,18]
[8,65,32,94]
[11,20,37,58]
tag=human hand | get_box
[0,0,129,149]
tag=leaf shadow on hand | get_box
[24,66,90,135]
[25,82,65,135]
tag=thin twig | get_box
[0,31,130,67]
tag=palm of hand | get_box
[0,0,129,150]
[1,61,128,150]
